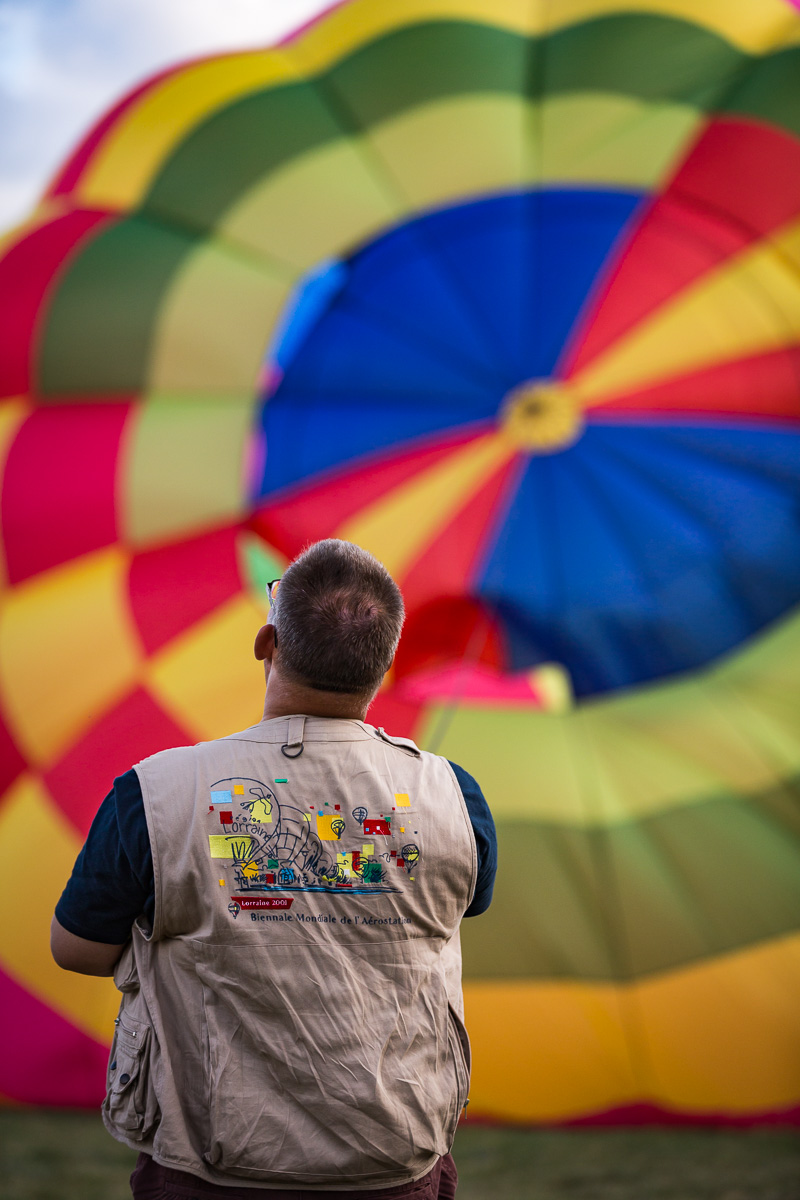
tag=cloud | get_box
[0,0,332,230]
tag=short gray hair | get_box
[274,540,404,696]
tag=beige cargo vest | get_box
[103,715,477,1190]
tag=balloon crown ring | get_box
[500,379,583,452]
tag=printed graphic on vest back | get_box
[208,778,420,903]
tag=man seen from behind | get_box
[51,539,497,1199]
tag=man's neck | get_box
[262,674,371,723]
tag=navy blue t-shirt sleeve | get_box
[448,760,497,917]
[55,769,155,943]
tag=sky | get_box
[0,0,333,232]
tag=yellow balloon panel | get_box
[224,138,402,270]
[466,933,800,1121]
[148,245,291,393]
[0,549,140,768]
[146,594,268,742]
[122,395,256,546]
[0,774,119,1043]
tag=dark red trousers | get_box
[130,1152,458,1200]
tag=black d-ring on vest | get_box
[281,714,306,759]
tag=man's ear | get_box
[254,623,276,662]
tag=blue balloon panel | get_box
[477,422,800,694]
[256,188,643,498]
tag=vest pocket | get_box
[446,1004,471,1143]
[104,1015,157,1138]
